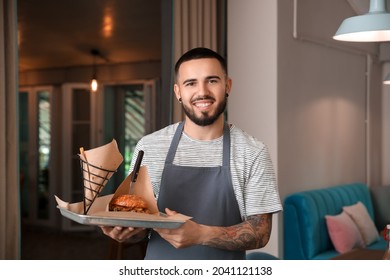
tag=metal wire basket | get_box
[79,157,117,214]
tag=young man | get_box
[101,47,282,259]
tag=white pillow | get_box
[343,201,380,245]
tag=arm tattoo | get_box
[205,213,272,251]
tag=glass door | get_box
[19,86,55,226]
[100,80,157,193]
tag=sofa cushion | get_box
[343,202,380,245]
[325,211,365,253]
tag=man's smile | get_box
[192,97,215,109]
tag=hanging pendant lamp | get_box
[90,49,99,92]
[333,0,390,42]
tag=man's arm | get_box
[202,213,272,251]
[155,211,272,251]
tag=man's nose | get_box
[198,82,209,95]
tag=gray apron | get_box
[145,122,245,260]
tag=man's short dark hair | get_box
[174,47,227,79]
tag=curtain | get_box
[172,0,218,122]
[0,0,20,259]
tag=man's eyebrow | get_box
[182,75,222,85]
[206,75,222,80]
[182,78,197,85]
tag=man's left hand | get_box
[153,208,205,248]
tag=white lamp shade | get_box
[334,0,390,42]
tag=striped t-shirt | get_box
[130,122,282,219]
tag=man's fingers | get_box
[165,208,178,215]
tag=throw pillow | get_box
[325,211,365,254]
[343,201,380,245]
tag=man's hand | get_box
[154,208,272,251]
[154,208,205,248]
[100,226,147,243]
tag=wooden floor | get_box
[21,224,147,260]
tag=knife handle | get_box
[131,150,144,183]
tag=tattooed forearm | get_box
[204,213,272,251]
[246,214,272,248]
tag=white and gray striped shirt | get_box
[130,122,282,219]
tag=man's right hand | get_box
[100,226,147,243]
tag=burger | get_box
[109,194,150,213]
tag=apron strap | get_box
[165,122,184,164]
[222,122,230,167]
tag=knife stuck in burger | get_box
[130,150,144,192]
[108,150,149,213]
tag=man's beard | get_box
[182,96,227,126]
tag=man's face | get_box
[174,58,231,126]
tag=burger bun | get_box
[109,194,149,213]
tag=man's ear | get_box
[225,77,232,95]
[173,84,181,101]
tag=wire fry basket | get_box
[79,157,117,214]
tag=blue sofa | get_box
[283,182,386,260]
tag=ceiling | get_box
[17,0,388,73]
[17,0,162,72]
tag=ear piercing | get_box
[178,97,182,103]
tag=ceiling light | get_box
[333,0,390,42]
[91,77,98,92]
[90,49,99,92]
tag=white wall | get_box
[227,0,383,258]
[383,62,390,184]
[277,0,380,195]
[227,0,279,257]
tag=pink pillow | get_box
[343,201,380,245]
[325,211,365,254]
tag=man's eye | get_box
[209,79,218,84]
[185,82,195,87]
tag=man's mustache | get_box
[191,96,215,102]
